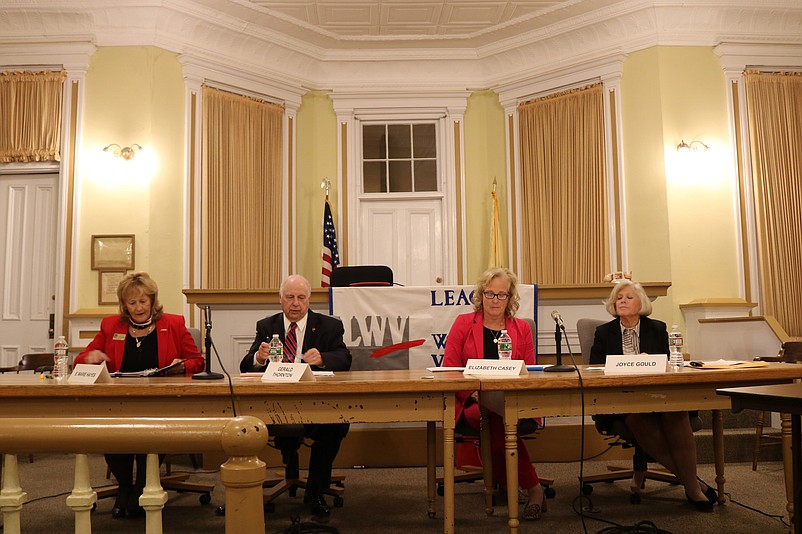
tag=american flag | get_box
[321,200,340,287]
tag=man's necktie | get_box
[284,322,298,363]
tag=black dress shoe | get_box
[688,498,714,513]
[111,507,126,519]
[304,494,331,522]
[126,485,145,518]
[687,481,718,504]
[112,485,132,519]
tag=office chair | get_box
[436,318,555,505]
[576,318,701,504]
[99,328,214,506]
[16,353,55,374]
[330,265,393,287]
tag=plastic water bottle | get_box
[268,334,283,363]
[668,325,684,372]
[53,335,69,381]
[497,330,512,360]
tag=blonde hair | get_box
[603,279,652,317]
[117,272,164,322]
[471,267,521,318]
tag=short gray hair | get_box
[280,274,312,297]
[603,279,652,317]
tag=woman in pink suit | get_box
[443,267,545,521]
[75,271,202,519]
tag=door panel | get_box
[0,174,57,365]
[360,199,443,286]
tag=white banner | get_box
[330,285,537,370]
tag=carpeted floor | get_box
[8,454,793,533]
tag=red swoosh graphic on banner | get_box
[370,339,426,358]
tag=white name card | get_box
[604,354,668,375]
[463,359,527,377]
[68,363,113,384]
[261,362,316,382]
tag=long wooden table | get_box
[719,383,802,534]
[479,363,802,533]
[0,370,479,533]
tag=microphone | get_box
[194,305,224,380]
[205,305,212,330]
[545,309,575,373]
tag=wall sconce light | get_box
[103,143,142,160]
[676,139,709,153]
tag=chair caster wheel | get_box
[289,488,297,498]
[199,493,211,505]
[436,483,444,496]
[334,496,344,507]
[582,484,593,495]
[630,493,641,504]
[335,481,345,488]
[544,486,556,499]
[215,505,226,516]
[428,511,436,519]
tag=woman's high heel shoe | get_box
[523,493,546,521]
[687,481,718,504]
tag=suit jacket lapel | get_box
[302,311,319,352]
[471,312,484,359]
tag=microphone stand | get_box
[545,321,575,373]
[193,306,224,380]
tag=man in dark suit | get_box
[240,274,351,522]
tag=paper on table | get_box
[239,370,335,377]
[426,366,465,372]
[688,359,770,369]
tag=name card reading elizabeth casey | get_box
[68,363,114,384]
[463,359,527,377]
[604,354,667,375]
[261,362,316,382]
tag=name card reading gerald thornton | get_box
[261,362,316,382]
[68,363,114,384]
[604,354,668,375]
[463,359,527,377]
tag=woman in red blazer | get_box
[75,272,202,519]
[443,267,544,521]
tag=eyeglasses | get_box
[482,291,509,301]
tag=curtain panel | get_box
[745,71,802,337]
[517,83,609,285]
[0,70,66,163]
[201,85,284,289]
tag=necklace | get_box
[486,327,502,344]
[129,316,153,330]
[130,324,153,348]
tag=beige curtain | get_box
[517,83,609,285]
[0,70,66,163]
[202,85,284,289]
[745,71,802,337]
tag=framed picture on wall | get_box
[91,234,135,270]
[98,270,127,306]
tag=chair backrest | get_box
[188,327,202,353]
[576,318,606,364]
[18,353,55,372]
[330,265,393,287]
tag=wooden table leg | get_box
[479,405,494,516]
[443,423,455,534]
[426,421,436,519]
[505,418,519,534]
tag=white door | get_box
[360,199,444,286]
[0,173,58,366]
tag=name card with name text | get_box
[68,363,114,384]
[261,362,316,382]
[604,354,668,375]
[463,359,527,377]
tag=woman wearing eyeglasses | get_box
[443,267,545,521]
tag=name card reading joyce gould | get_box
[261,362,316,382]
[68,363,114,384]
[604,354,668,375]
[463,359,527,377]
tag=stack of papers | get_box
[687,359,769,369]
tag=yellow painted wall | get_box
[78,46,185,313]
[463,90,508,283]
[621,46,740,325]
[295,91,338,286]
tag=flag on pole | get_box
[489,187,504,268]
[321,200,340,287]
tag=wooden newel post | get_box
[219,416,268,534]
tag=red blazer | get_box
[443,311,535,423]
[75,313,203,374]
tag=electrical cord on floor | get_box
[727,492,790,528]
[272,515,339,534]
[595,520,672,533]
[208,337,238,417]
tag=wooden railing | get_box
[0,416,268,534]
